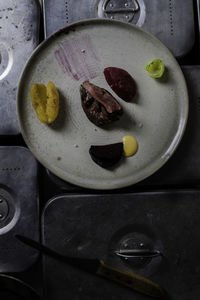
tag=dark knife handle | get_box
[96,261,166,299]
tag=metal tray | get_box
[42,190,200,299]
[0,146,39,273]
[0,0,40,135]
[43,0,195,58]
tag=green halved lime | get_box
[145,59,165,78]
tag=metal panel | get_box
[141,0,195,58]
[197,0,200,33]
[0,146,39,272]
[0,0,40,135]
[43,191,200,300]
[43,0,195,58]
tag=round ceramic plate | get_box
[17,19,188,190]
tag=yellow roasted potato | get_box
[30,81,59,124]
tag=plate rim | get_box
[0,274,41,299]
[16,18,189,190]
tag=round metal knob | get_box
[0,196,9,222]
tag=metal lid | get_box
[0,146,39,273]
[42,191,200,299]
[43,0,194,58]
[0,0,40,135]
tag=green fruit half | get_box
[145,59,165,79]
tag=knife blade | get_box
[15,234,167,299]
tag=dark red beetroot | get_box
[89,143,123,168]
[104,67,136,102]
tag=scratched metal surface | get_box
[42,191,200,300]
[0,0,40,135]
[0,146,39,273]
[43,0,195,58]
[0,1,199,300]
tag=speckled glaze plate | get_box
[17,19,188,190]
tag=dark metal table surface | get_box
[42,191,200,300]
[1,0,200,299]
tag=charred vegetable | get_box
[80,81,123,127]
[89,143,123,168]
[104,67,136,102]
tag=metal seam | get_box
[169,0,174,36]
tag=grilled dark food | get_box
[89,143,123,168]
[80,81,123,127]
